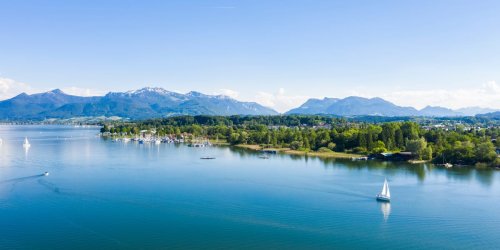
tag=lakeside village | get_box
[99,115,500,169]
[102,129,213,147]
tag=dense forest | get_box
[100,115,500,167]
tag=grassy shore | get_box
[233,144,363,159]
[408,160,429,164]
[209,139,230,146]
[233,144,262,150]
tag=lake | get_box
[1,125,499,249]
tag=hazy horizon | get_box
[2,0,500,112]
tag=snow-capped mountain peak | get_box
[126,87,172,95]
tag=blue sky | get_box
[1,0,500,112]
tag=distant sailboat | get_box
[23,137,31,148]
[376,178,391,202]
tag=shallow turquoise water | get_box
[0,125,499,249]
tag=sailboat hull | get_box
[376,194,390,202]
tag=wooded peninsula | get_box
[100,115,500,168]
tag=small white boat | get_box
[200,156,216,160]
[376,178,391,202]
[23,137,31,148]
[43,172,49,176]
[440,153,452,168]
[351,156,368,161]
[155,139,161,145]
[258,154,270,159]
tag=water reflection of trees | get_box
[443,167,474,182]
[227,146,259,159]
[475,169,494,187]
[222,145,495,186]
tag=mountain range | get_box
[0,88,277,120]
[286,97,498,117]
[0,88,497,120]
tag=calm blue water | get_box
[1,125,499,249]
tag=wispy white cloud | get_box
[255,88,310,113]
[254,81,500,112]
[378,81,500,110]
[0,77,106,100]
[0,77,37,100]
[216,88,239,99]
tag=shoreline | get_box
[224,143,489,168]
[231,144,364,159]
[104,136,498,169]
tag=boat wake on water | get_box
[37,179,61,194]
[0,173,49,184]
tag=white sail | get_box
[23,137,30,147]
[377,178,391,201]
[383,179,390,198]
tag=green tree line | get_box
[100,115,500,167]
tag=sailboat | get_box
[23,137,31,148]
[376,178,391,202]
